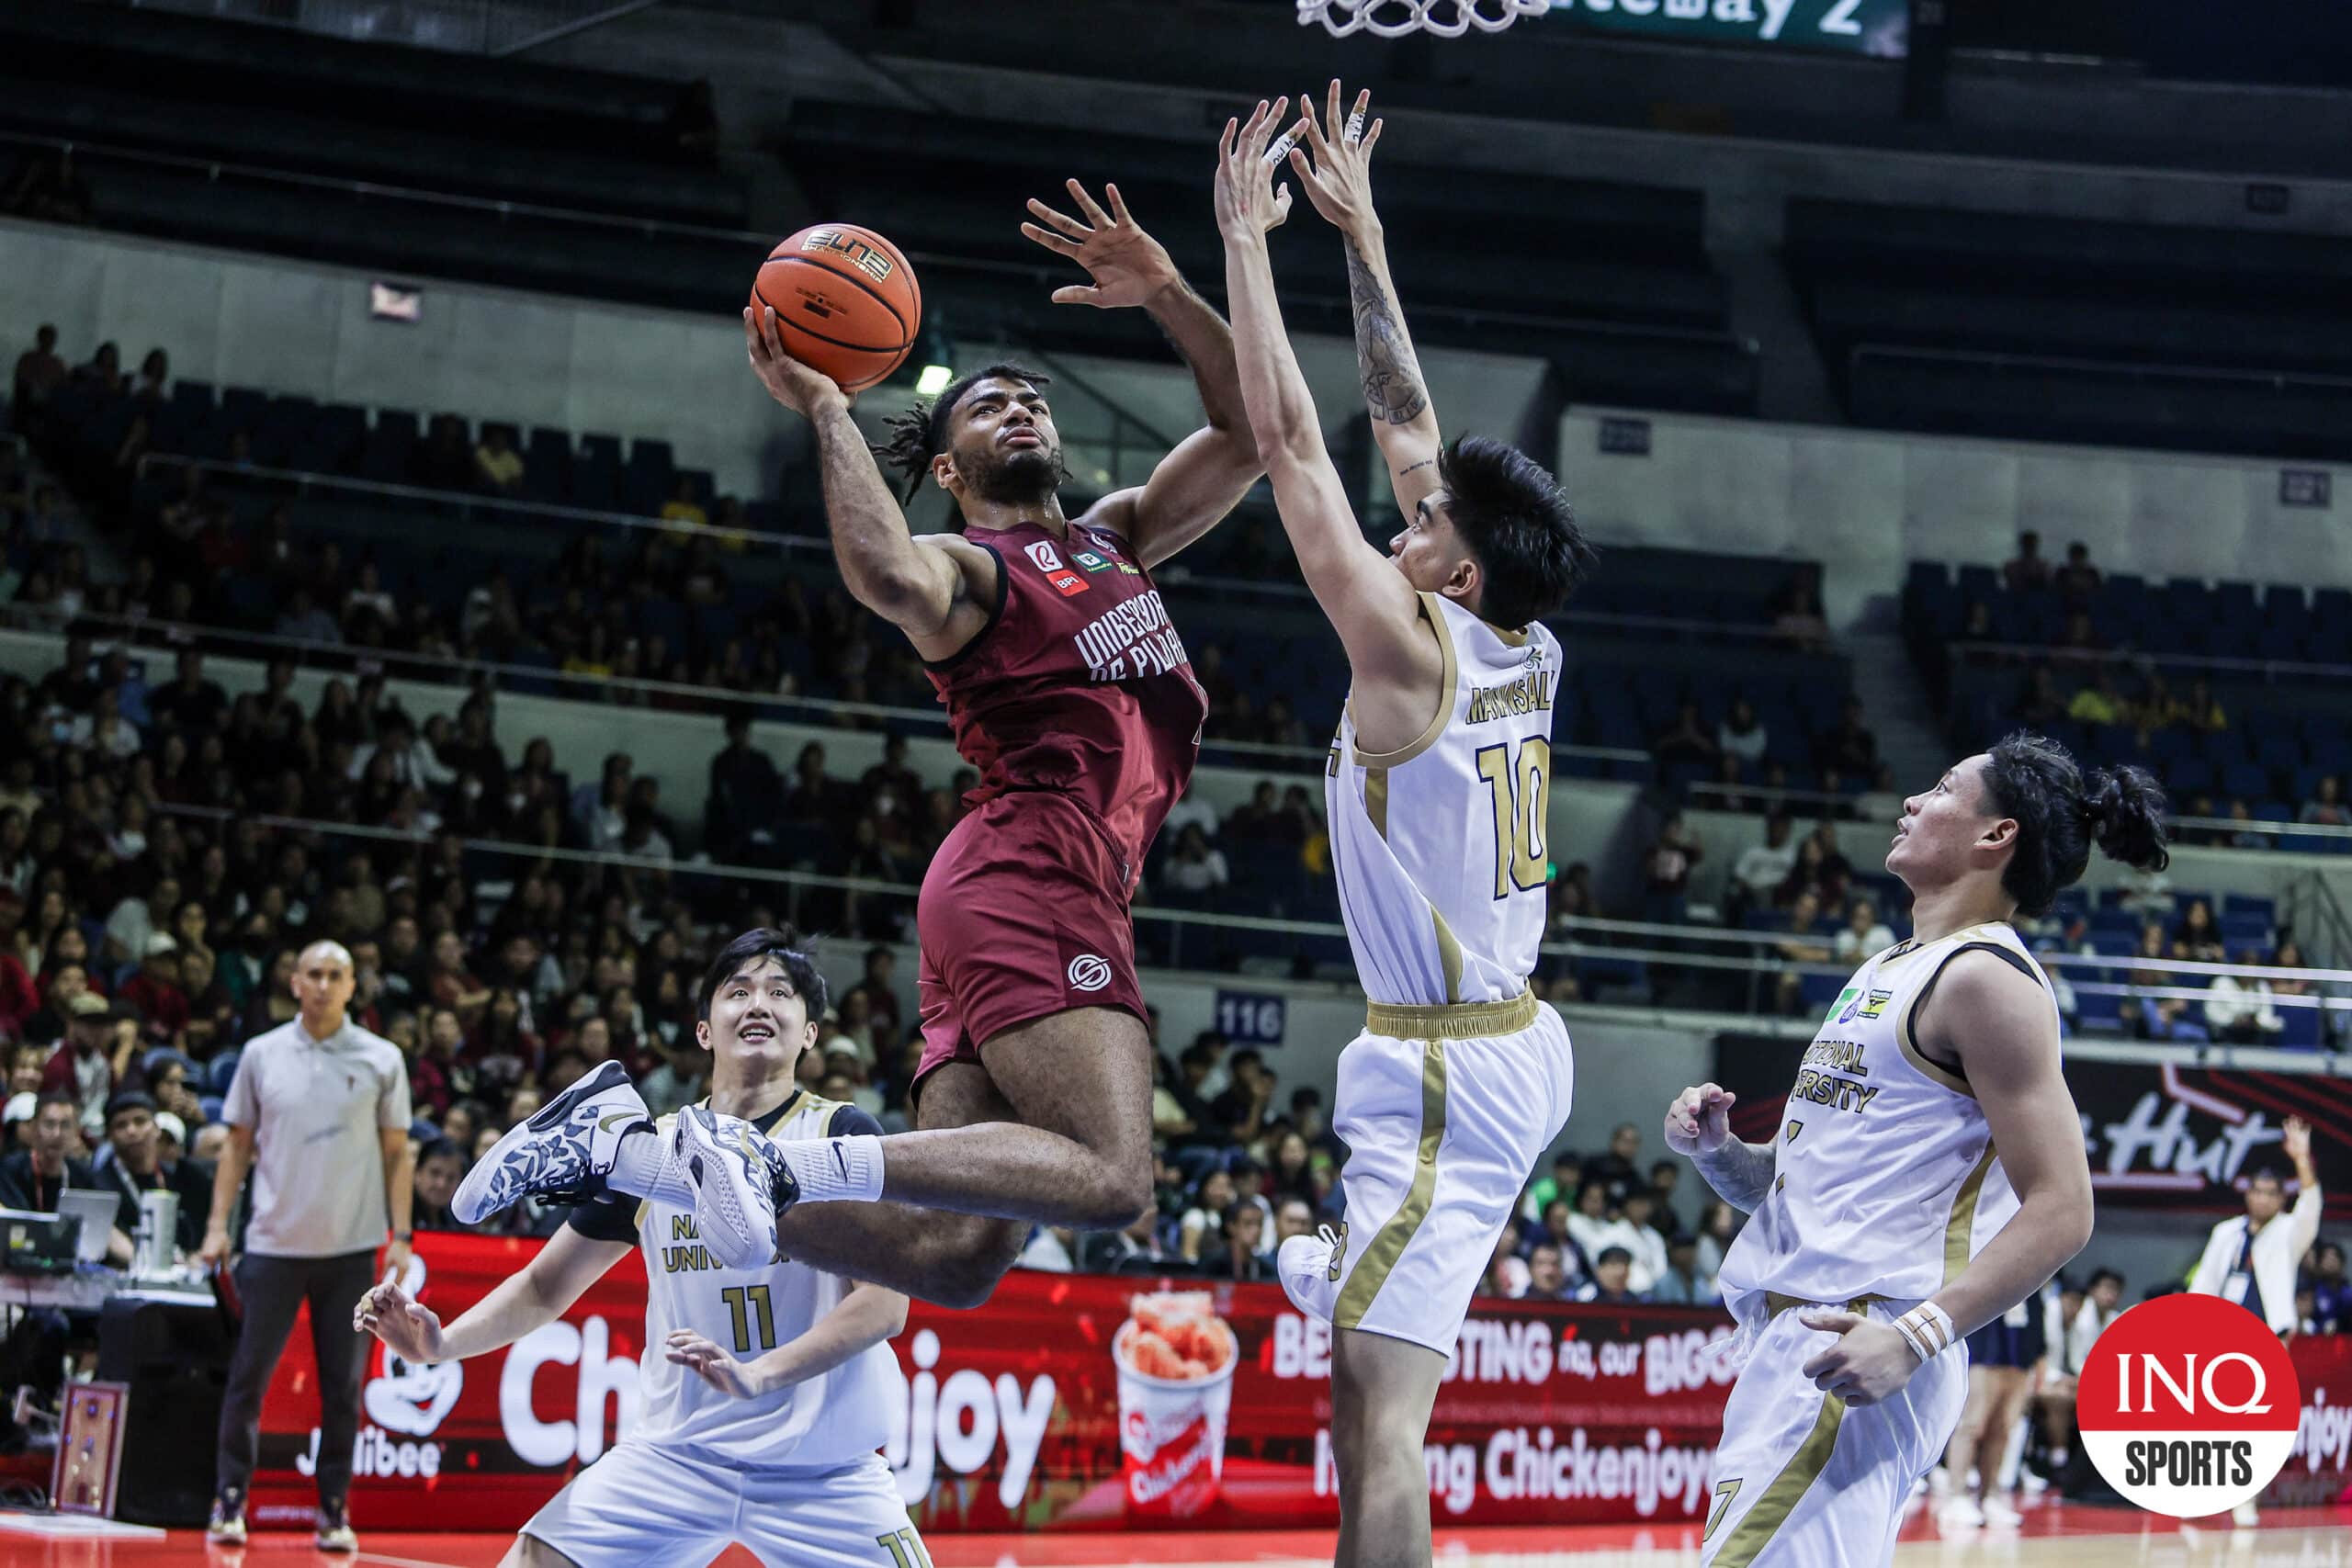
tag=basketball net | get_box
[1295,0,1549,38]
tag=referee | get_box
[198,941,413,1551]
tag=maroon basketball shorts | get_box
[914,791,1148,1090]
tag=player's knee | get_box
[921,1224,1025,1310]
[1077,1158,1153,1230]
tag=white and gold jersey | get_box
[568,1090,897,1468]
[1715,921,2057,1318]
[1325,592,1561,1009]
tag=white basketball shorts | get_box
[521,1441,922,1568]
[1699,1298,1969,1568]
[1325,991,1574,1357]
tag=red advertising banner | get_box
[2274,1332,2352,1508]
[250,1234,1737,1533]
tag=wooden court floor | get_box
[0,1498,2344,1568]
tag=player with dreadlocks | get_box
[458,174,1275,1308]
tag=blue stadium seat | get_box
[2276,1005,2324,1050]
[2075,985,2125,1033]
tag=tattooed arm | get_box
[1288,83,1444,524]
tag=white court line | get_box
[0,1511,167,1539]
[356,1552,474,1568]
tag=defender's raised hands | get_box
[1286,81,1385,238]
[1214,99,1297,242]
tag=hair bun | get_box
[2085,765,2170,875]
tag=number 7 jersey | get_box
[1326,592,1559,1008]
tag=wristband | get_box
[1893,1303,1956,1363]
[391,1232,413,1243]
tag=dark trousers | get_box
[214,1249,377,1510]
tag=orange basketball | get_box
[751,223,921,393]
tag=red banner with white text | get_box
[248,1234,1739,1533]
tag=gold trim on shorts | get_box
[1333,1036,1449,1330]
[1712,1384,1849,1568]
[1365,988,1541,1040]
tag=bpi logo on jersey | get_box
[2077,1293,2300,1517]
[1068,954,1114,993]
[1024,540,1091,597]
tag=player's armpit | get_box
[1106,423,1266,570]
[1926,951,2094,1337]
[898,536,1001,660]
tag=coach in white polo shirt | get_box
[198,940,413,1552]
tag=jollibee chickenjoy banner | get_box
[249,1234,1742,1531]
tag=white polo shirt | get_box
[222,1016,412,1258]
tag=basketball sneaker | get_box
[675,1105,801,1271]
[1937,1495,1986,1529]
[314,1499,358,1551]
[453,1060,650,1224]
[2233,1501,2260,1527]
[205,1496,247,1545]
[1277,1224,1342,1322]
[1983,1495,2023,1528]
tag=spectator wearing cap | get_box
[203,940,412,1546]
[0,1091,129,1262]
[121,932,189,1043]
[39,991,117,1126]
[95,1091,209,1257]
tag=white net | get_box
[1295,0,1550,38]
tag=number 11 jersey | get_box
[1326,592,1560,1009]
[567,1091,897,1468]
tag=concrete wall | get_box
[1555,408,2346,630]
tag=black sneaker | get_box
[315,1497,357,1551]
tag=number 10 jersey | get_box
[1326,592,1560,1009]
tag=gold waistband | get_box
[1365,988,1542,1040]
[1764,1292,1887,1319]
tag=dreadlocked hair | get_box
[871,363,1054,505]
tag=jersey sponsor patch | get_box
[1048,569,1091,597]
[1068,953,1114,992]
[1072,549,1114,572]
[1024,540,1067,573]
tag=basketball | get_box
[751,222,921,392]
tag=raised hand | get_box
[1664,1083,1738,1156]
[2283,1115,2312,1168]
[354,1280,445,1366]
[1287,81,1385,237]
[743,305,848,420]
[1214,99,1298,243]
[1021,180,1181,309]
[664,1329,764,1400]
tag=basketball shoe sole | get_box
[453,1060,650,1224]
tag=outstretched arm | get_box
[354,1224,632,1366]
[665,1281,909,1400]
[1215,100,1423,681]
[744,308,967,637]
[1290,82,1442,524]
[1023,180,1263,570]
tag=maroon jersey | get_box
[925,518,1204,882]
